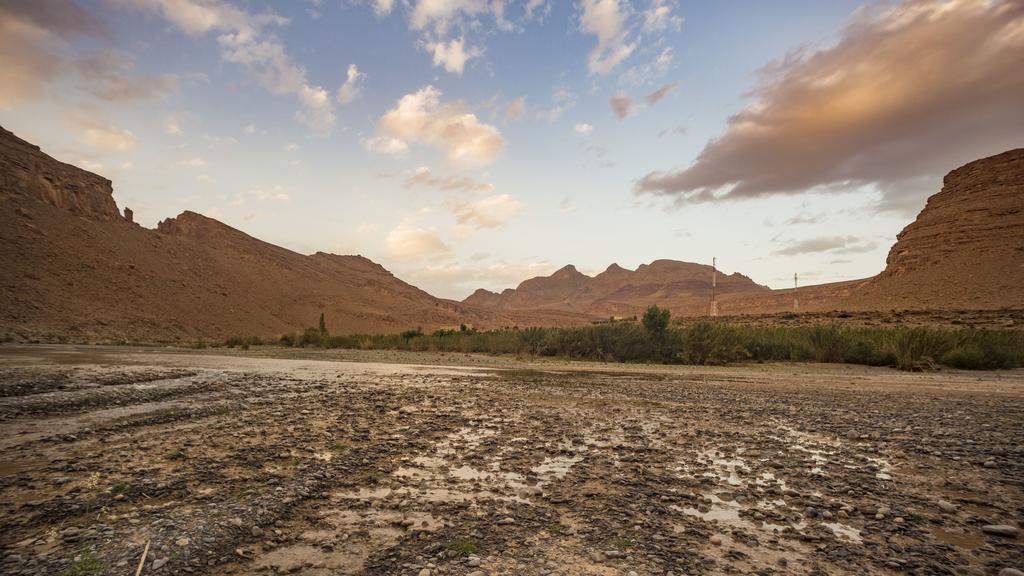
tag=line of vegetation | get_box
[221,307,1023,371]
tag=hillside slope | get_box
[465,259,770,317]
[467,149,1024,317]
[0,126,523,341]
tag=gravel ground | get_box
[0,345,1021,576]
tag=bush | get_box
[679,322,746,365]
[885,326,953,371]
[274,319,1023,371]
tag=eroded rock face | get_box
[882,148,1024,278]
[0,126,121,222]
[848,148,1024,310]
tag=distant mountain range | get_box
[1,124,1021,341]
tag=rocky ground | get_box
[0,345,1021,576]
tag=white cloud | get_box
[405,259,556,299]
[573,123,594,135]
[642,0,682,33]
[579,0,635,75]
[336,63,364,104]
[364,135,409,155]
[505,96,527,121]
[425,37,479,75]
[377,85,504,165]
[181,157,207,168]
[385,218,451,261]
[121,0,336,134]
[410,0,488,32]
[373,0,395,16]
[285,143,299,151]
[163,113,183,135]
[77,120,139,152]
[452,194,523,231]
[404,166,494,192]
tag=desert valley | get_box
[1,1,1023,575]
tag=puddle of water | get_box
[532,455,582,482]
[928,526,983,549]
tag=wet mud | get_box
[0,345,1021,575]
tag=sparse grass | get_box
[445,538,479,556]
[274,320,1023,371]
[60,553,107,576]
[166,449,186,461]
[109,482,129,496]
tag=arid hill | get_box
[0,126,585,341]
[2,125,1021,342]
[465,260,770,317]
[467,149,1024,317]
[852,148,1024,309]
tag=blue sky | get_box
[2,0,1021,298]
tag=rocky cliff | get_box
[0,126,122,221]
[854,148,1024,309]
[0,126,557,341]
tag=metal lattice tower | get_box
[793,272,799,313]
[710,257,719,317]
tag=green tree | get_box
[642,305,670,337]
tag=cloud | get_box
[385,219,451,261]
[644,82,676,105]
[505,96,528,121]
[0,2,176,108]
[452,194,523,230]
[79,121,140,153]
[371,0,395,16]
[163,113,183,135]
[364,136,409,155]
[336,63,364,104]
[574,123,594,135]
[404,166,494,193]
[425,37,479,75]
[525,0,550,21]
[610,92,634,119]
[76,50,180,101]
[121,0,337,134]
[580,0,636,75]
[404,260,556,299]
[620,46,674,85]
[773,235,878,256]
[377,85,504,165]
[410,0,488,32]
[642,0,683,33]
[636,0,1024,208]
[181,157,207,168]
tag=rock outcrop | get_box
[0,126,122,221]
[0,125,583,341]
[854,148,1024,309]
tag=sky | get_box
[1,0,1022,299]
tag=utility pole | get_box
[793,272,799,313]
[710,257,719,317]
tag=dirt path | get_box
[0,345,1021,575]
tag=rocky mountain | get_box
[467,149,1024,317]
[0,125,577,341]
[850,148,1024,309]
[465,259,771,317]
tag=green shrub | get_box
[679,322,746,365]
[885,326,953,371]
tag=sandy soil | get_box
[0,345,1021,575]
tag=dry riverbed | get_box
[0,345,1022,576]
